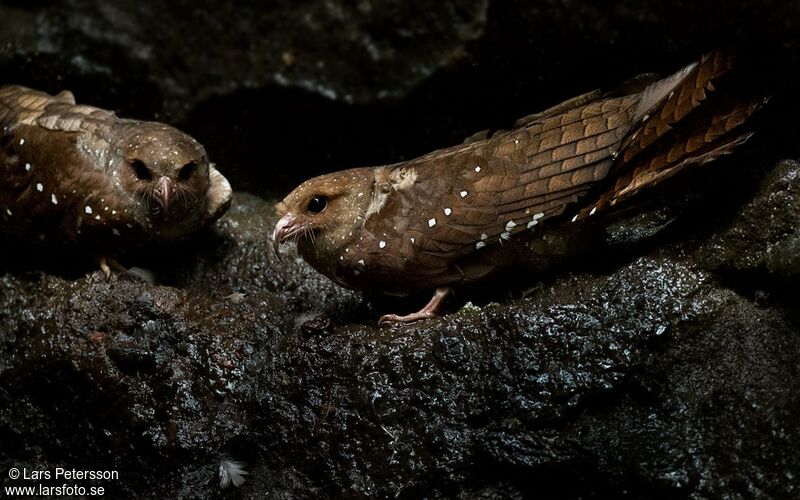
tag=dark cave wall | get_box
[2,1,798,197]
[0,1,798,498]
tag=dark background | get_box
[2,1,798,199]
[1,1,799,498]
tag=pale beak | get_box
[155,176,173,214]
[272,213,298,261]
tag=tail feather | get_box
[621,51,736,165]
[615,131,754,203]
[573,52,764,220]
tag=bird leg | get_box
[98,256,127,278]
[378,288,451,326]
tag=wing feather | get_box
[363,91,637,267]
[0,85,116,135]
[354,52,760,292]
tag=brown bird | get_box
[274,52,766,324]
[0,85,232,272]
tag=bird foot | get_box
[379,310,438,325]
[378,288,451,326]
[98,256,127,278]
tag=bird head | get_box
[273,167,375,263]
[115,122,211,236]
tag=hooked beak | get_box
[155,176,173,214]
[272,213,301,261]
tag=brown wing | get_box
[514,89,603,128]
[573,52,765,218]
[0,86,139,242]
[359,52,756,289]
[0,85,117,134]
[383,94,639,264]
[354,92,638,290]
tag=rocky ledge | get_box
[0,158,798,497]
[1,0,800,498]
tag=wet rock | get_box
[697,159,800,282]
[1,1,799,498]
[2,175,799,497]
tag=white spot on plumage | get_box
[85,205,93,214]
[480,233,487,240]
[112,210,117,215]
[50,194,58,205]
[474,165,481,172]
[354,269,361,276]
[460,190,468,197]
[571,214,578,222]
[5,208,11,216]
[533,212,544,220]
[112,228,120,236]
[379,240,386,248]
[410,237,415,244]
[590,206,597,216]
[428,218,436,227]
[527,220,538,229]
[94,215,101,220]
[24,163,31,171]
[358,259,365,265]
[444,208,452,216]
[505,220,516,231]
[476,241,486,249]
[35,183,43,192]
[500,231,511,241]
[514,139,519,144]
[19,138,24,145]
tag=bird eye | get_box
[179,161,198,181]
[307,196,327,214]
[129,159,151,181]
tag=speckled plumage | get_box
[274,53,766,323]
[0,85,231,249]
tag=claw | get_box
[99,258,111,278]
[98,256,127,278]
[378,288,451,326]
[379,311,438,326]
